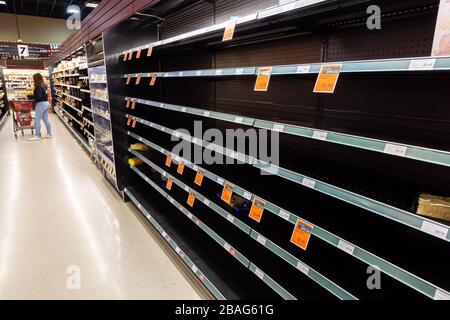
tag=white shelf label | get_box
[227,214,235,223]
[434,289,450,300]
[302,177,316,189]
[338,240,355,255]
[160,103,165,108]
[162,172,167,177]
[138,137,142,141]
[235,68,244,75]
[243,191,252,200]
[224,243,231,251]
[188,213,193,219]
[175,247,181,254]
[279,209,291,221]
[162,231,167,238]
[272,123,285,132]
[178,71,184,76]
[235,116,243,124]
[204,199,210,207]
[296,261,310,275]
[421,221,448,240]
[409,59,436,71]
[203,111,210,117]
[191,265,198,273]
[196,70,202,76]
[160,148,165,153]
[192,165,199,171]
[169,198,175,204]
[137,204,142,210]
[192,138,198,144]
[256,235,267,246]
[296,65,311,74]
[312,130,328,140]
[217,178,225,185]
[215,69,223,75]
[181,107,187,112]
[384,143,407,157]
[254,268,264,280]
[184,186,190,192]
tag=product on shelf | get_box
[130,143,149,151]
[4,69,49,100]
[128,157,143,167]
[417,193,450,222]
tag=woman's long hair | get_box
[33,73,47,90]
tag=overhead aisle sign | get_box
[0,41,59,59]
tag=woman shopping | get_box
[29,73,52,141]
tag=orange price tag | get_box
[136,76,141,85]
[223,18,238,41]
[165,154,172,167]
[136,49,141,59]
[194,169,204,186]
[187,191,196,207]
[313,64,342,93]
[221,182,234,204]
[126,76,131,85]
[125,100,130,108]
[150,73,157,86]
[166,177,173,190]
[147,47,153,57]
[177,161,185,175]
[254,67,272,91]
[126,118,131,126]
[290,219,314,250]
[131,99,136,110]
[131,119,137,128]
[249,198,265,223]
[123,52,128,61]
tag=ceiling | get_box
[0,0,100,20]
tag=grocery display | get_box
[44,0,450,301]
[3,68,49,100]
[0,66,8,126]
[52,47,94,151]
[86,36,117,183]
[111,0,450,300]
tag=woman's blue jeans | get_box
[35,101,52,137]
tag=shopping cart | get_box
[10,100,35,138]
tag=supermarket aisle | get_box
[0,114,201,299]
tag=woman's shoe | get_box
[28,136,41,141]
[44,134,53,139]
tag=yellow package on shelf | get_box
[130,143,150,151]
[128,157,143,167]
[417,193,450,222]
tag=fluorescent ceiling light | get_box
[67,6,80,14]
[0,1,6,5]
[86,2,98,8]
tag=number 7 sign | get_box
[17,45,29,57]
